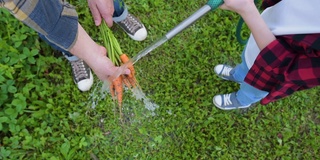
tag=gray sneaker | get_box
[213,92,250,110]
[70,59,93,92]
[214,64,241,83]
[115,13,147,41]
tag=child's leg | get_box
[237,82,269,106]
[231,61,249,83]
[213,50,269,110]
[235,52,269,106]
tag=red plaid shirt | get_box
[244,0,320,105]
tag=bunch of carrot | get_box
[100,21,137,109]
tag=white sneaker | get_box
[116,13,147,41]
[70,59,93,91]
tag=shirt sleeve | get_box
[1,0,78,51]
[290,34,320,58]
[244,38,289,92]
[244,35,320,105]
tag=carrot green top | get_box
[100,21,123,66]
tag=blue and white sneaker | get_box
[214,64,241,83]
[213,92,251,110]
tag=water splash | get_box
[88,80,159,117]
[130,87,159,116]
[88,81,108,109]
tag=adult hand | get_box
[70,23,129,82]
[87,0,114,27]
[88,49,130,81]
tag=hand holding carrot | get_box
[69,23,129,82]
[84,51,130,81]
[100,20,138,108]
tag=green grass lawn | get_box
[1,0,319,159]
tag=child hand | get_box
[220,0,256,15]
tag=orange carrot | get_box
[122,75,132,89]
[120,54,137,87]
[120,54,135,78]
[109,83,115,99]
[129,76,137,88]
[112,76,123,107]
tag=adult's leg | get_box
[38,33,79,61]
[38,32,93,92]
[113,0,126,18]
[112,0,147,41]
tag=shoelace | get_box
[71,60,88,82]
[120,14,142,33]
[223,93,233,106]
[221,66,232,77]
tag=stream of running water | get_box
[111,5,212,80]
[110,36,168,80]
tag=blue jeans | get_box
[113,0,126,17]
[232,52,269,106]
[39,0,126,59]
